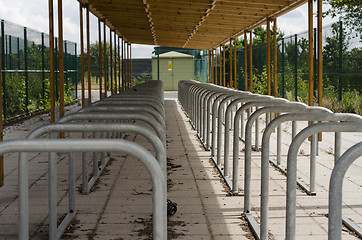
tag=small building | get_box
[152,51,194,91]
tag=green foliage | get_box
[323,0,362,39]
[5,73,26,116]
[133,69,152,86]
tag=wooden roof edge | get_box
[208,0,307,50]
[77,0,130,43]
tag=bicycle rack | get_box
[6,138,166,240]
[286,120,362,240]
[27,122,166,195]
[177,80,362,240]
[329,142,362,240]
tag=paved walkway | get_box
[0,92,360,239]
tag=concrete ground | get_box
[0,91,360,239]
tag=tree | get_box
[323,0,362,39]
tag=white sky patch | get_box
[0,0,340,58]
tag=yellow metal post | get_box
[234,38,237,89]
[215,48,218,85]
[267,18,271,96]
[229,39,232,88]
[86,6,91,105]
[208,50,211,83]
[273,19,278,98]
[110,29,113,95]
[223,44,225,87]
[98,19,102,100]
[127,43,131,88]
[122,38,125,91]
[211,49,214,84]
[125,42,128,89]
[244,32,248,91]
[249,31,253,92]
[219,46,222,86]
[114,32,117,93]
[118,37,121,92]
[130,43,132,88]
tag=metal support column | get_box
[79,3,85,108]
[249,31,253,92]
[234,38,237,89]
[103,21,107,97]
[86,5,91,105]
[267,19,271,96]
[24,27,29,113]
[98,19,102,100]
[244,32,248,91]
[58,0,65,118]
[229,39,232,88]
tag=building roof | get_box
[152,51,194,58]
[81,0,307,49]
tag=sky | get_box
[0,0,337,58]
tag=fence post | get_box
[75,43,78,99]
[1,20,6,120]
[0,20,3,187]
[338,21,343,102]
[157,48,159,80]
[314,28,317,99]
[65,41,68,94]
[41,33,45,102]
[24,27,29,113]
[8,36,11,69]
[294,34,298,101]
[281,38,285,98]
[55,37,59,101]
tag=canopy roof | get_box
[81,0,307,49]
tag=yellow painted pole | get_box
[223,44,225,87]
[273,19,278,98]
[308,0,314,107]
[50,0,56,115]
[0,21,3,187]
[219,46,222,86]
[122,38,125,91]
[118,37,121,92]
[127,43,130,89]
[267,18,271,96]
[103,21,107,98]
[98,19,102,100]
[249,31,253,92]
[229,39,232,88]
[244,32,248,91]
[125,42,128,89]
[216,48,218,85]
[130,43,132,88]
[110,29,113,95]
[128,43,131,89]
[208,50,211,83]
[234,38,237,89]
[211,49,214,84]
[114,32,117,93]
[86,6,91,105]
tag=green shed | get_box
[152,51,194,91]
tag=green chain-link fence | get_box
[0,19,78,121]
[213,21,361,114]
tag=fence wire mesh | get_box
[1,19,78,121]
